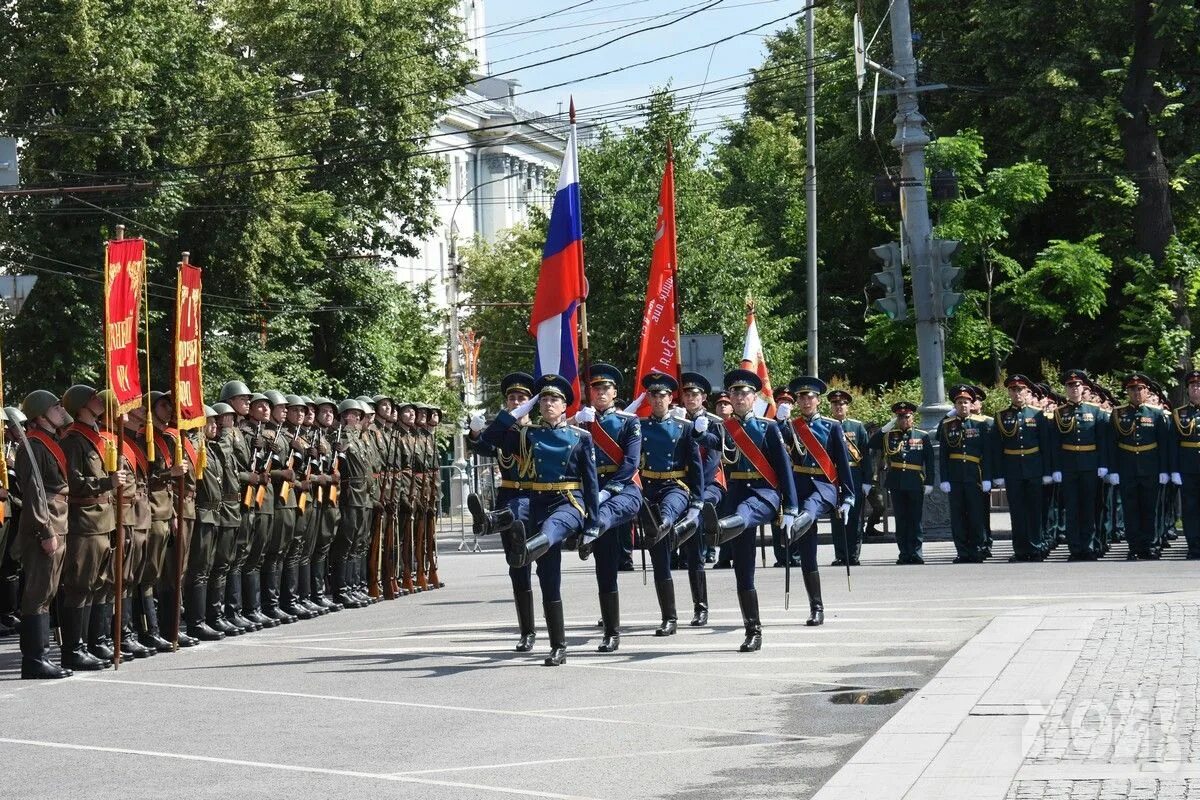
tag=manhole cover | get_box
[828,688,916,705]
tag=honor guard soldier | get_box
[206,402,247,636]
[636,372,703,638]
[994,375,1056,561]
[871,402,934,564]
[711,388,735,568]
[482,374,600,666]
[1169,370,1200,559]
[678,371,725,624]
[827,389,872,567]
[240,392,279,627]
[572,363,641,654]
[217,380,259,633]
[1050,370,1111,561]
[331,399,372,605]
[307,398,342,609]
[277,395,314,618]
[259,391,299,623]
[14,393,73,678]
[466,372,538,651]
[703,369,798,652]
[777,377,854,626]
[186,406,226,642]
[422,403,445,590]
[937,385,993,563]
[1110,373,1170,560]
[150,390,201,646]
[769,385,801,568]
[118,398,157,658]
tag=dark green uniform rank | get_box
[937,412,992,562]
[1111,402,1169,558]
[1169,399,1200,558]
[995,404,1055,560]
[1050,401,1111,559]
[871,423,934,564]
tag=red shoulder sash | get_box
[791,418,837,483]
[27,429,67,477]
[722,417,778,489]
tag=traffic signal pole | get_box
[888,0,950,427]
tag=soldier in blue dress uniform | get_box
[703,369,798,652]
[676,371,725,624]
[827,389,872,567]
[1169,370,1200,559]
[778,377,854,626]
[1110,372,1170,560]
[573,363,642,653]
[994,374,1055,562]
[870,402,934,564]
[769,386,802,568]
[480,374,599,666]
[936,385,993,563]
[636,372,704,637]
[711,389,736,569]
[466,372,537,651]
[1049,369,1111,561]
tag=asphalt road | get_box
[0,535,1194,800]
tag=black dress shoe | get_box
[544,647,567,666]
[597,632,619,653]
[176,631,199,648]
[848,558,860,566]
[739,631,761,652]
[515,632,536,652]
[186,623,225,642]
[655,619,677,637]
[831,559,846,567]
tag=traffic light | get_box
[931,238,963,318]
[869,242,907,321]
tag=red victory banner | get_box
[174,254,204,430]
[633,145,681,416]
[104,237,146,415]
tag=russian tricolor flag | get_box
[529,108,585,408]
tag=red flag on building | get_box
[104,237,145,415]
[740,300,776,418]
[633,148,681,415]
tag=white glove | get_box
[861,483,873,493]
[838,501,852,525]
[1052,471,1063,484]
[668,406,686,421]
[1106,473,1120,486]
[923,485,933,496]
[939,481,952,494]
[575,405,596,424]
[512,396,537,419]
[981,480,992,493]
[598,489,612,505]
[624,392,647,414]
[781,512,796,531]
[1171,472,1183,486]
[692,414,709,434]
[1158,472,1169,485]
[1097,467,1108,479]
[1041,475,1053,485]
[994,477,1006,488]
[468,413,486,433]
[775,402,792,421]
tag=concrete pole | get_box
[888,0,949,428]
[446,235,467,514]
[805,1,819,376]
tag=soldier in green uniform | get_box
[994,375,1056,562]
[14,392,73,678]
[331,399,371,607]
[275,395,314,619]
[219,381,262,633]
[352,396,379,602]
[240,392,278,627]
[412,404,432,591]
[152,392,202,647]
[394,400,419,595]
[292,398,329,616]
[185,406,226,641]
[936,385,993,563]
[307,398,343,609]
[260,391,299,623]
[870,402,934,564]
[1050,369,1111,561]
[0,410,19,639]
[206,402,247,635]
[423,404,445,590]
[1169,370,1200,559]
[1110,373,1170,560]
[827,389,872,567]
[117,400,156,659]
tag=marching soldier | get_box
[1169,370,1200,559]
[573,363,641,654]
[1110,373,1170,560]
[936,385,993,563]
[769,385,801,569]
[678,372,725,624]
[636,372,703,637]
[994,375,1055,562]
[1050,370,1111,561]
[467,372,537,650]
[14,393,73,678]
[870,402,934,564]
[777,376,854,626]
[827,389,871,567]
[703,369,798,652]
[482,374,599,666]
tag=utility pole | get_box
[804,1,819,376]
[888,0,949,428]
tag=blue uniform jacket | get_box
[639,414,703,505]
[689,410,731,499]
[779,414,855,508]
[587,408,641,496]
[721,413,798,515]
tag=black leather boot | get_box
[332,561,360,608]
[265,564,297,623]
[61,604,106,671]
[186,585,225,641]
[671,507,701,548]
[638,500,668,548]
[280,564,314,620]
[543,600,567,666]
[802,570,824,626]
[310,560,339,611]
[737,590,762,652]
[703,505,746,548]
[21,614,72,679]
[244,571,278,627]
[654,580,677,636]
[688,570,708,626]
[208,577,241,636]
[513,589,536,652]
[87,602,116,663]
[80,603,114,668]
[296,564,324,615]
[469,493,513,537]
[507,522,550,568]
[226,572,259,631]
[138,594,174,652]
[787,511,816,544]
[596,592,620,653]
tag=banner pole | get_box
[172,252,189,649]
[110,224,125,670]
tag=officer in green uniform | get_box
[936,385,993,563]
[1050,369,1111,561]
[994,374,1056,562]
[1169,370,1200,559]
[1110,373,1170,560]
[206,402,247,635]
[870,402,934,564]
[14,392,73,679]
[827,389,872,566]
